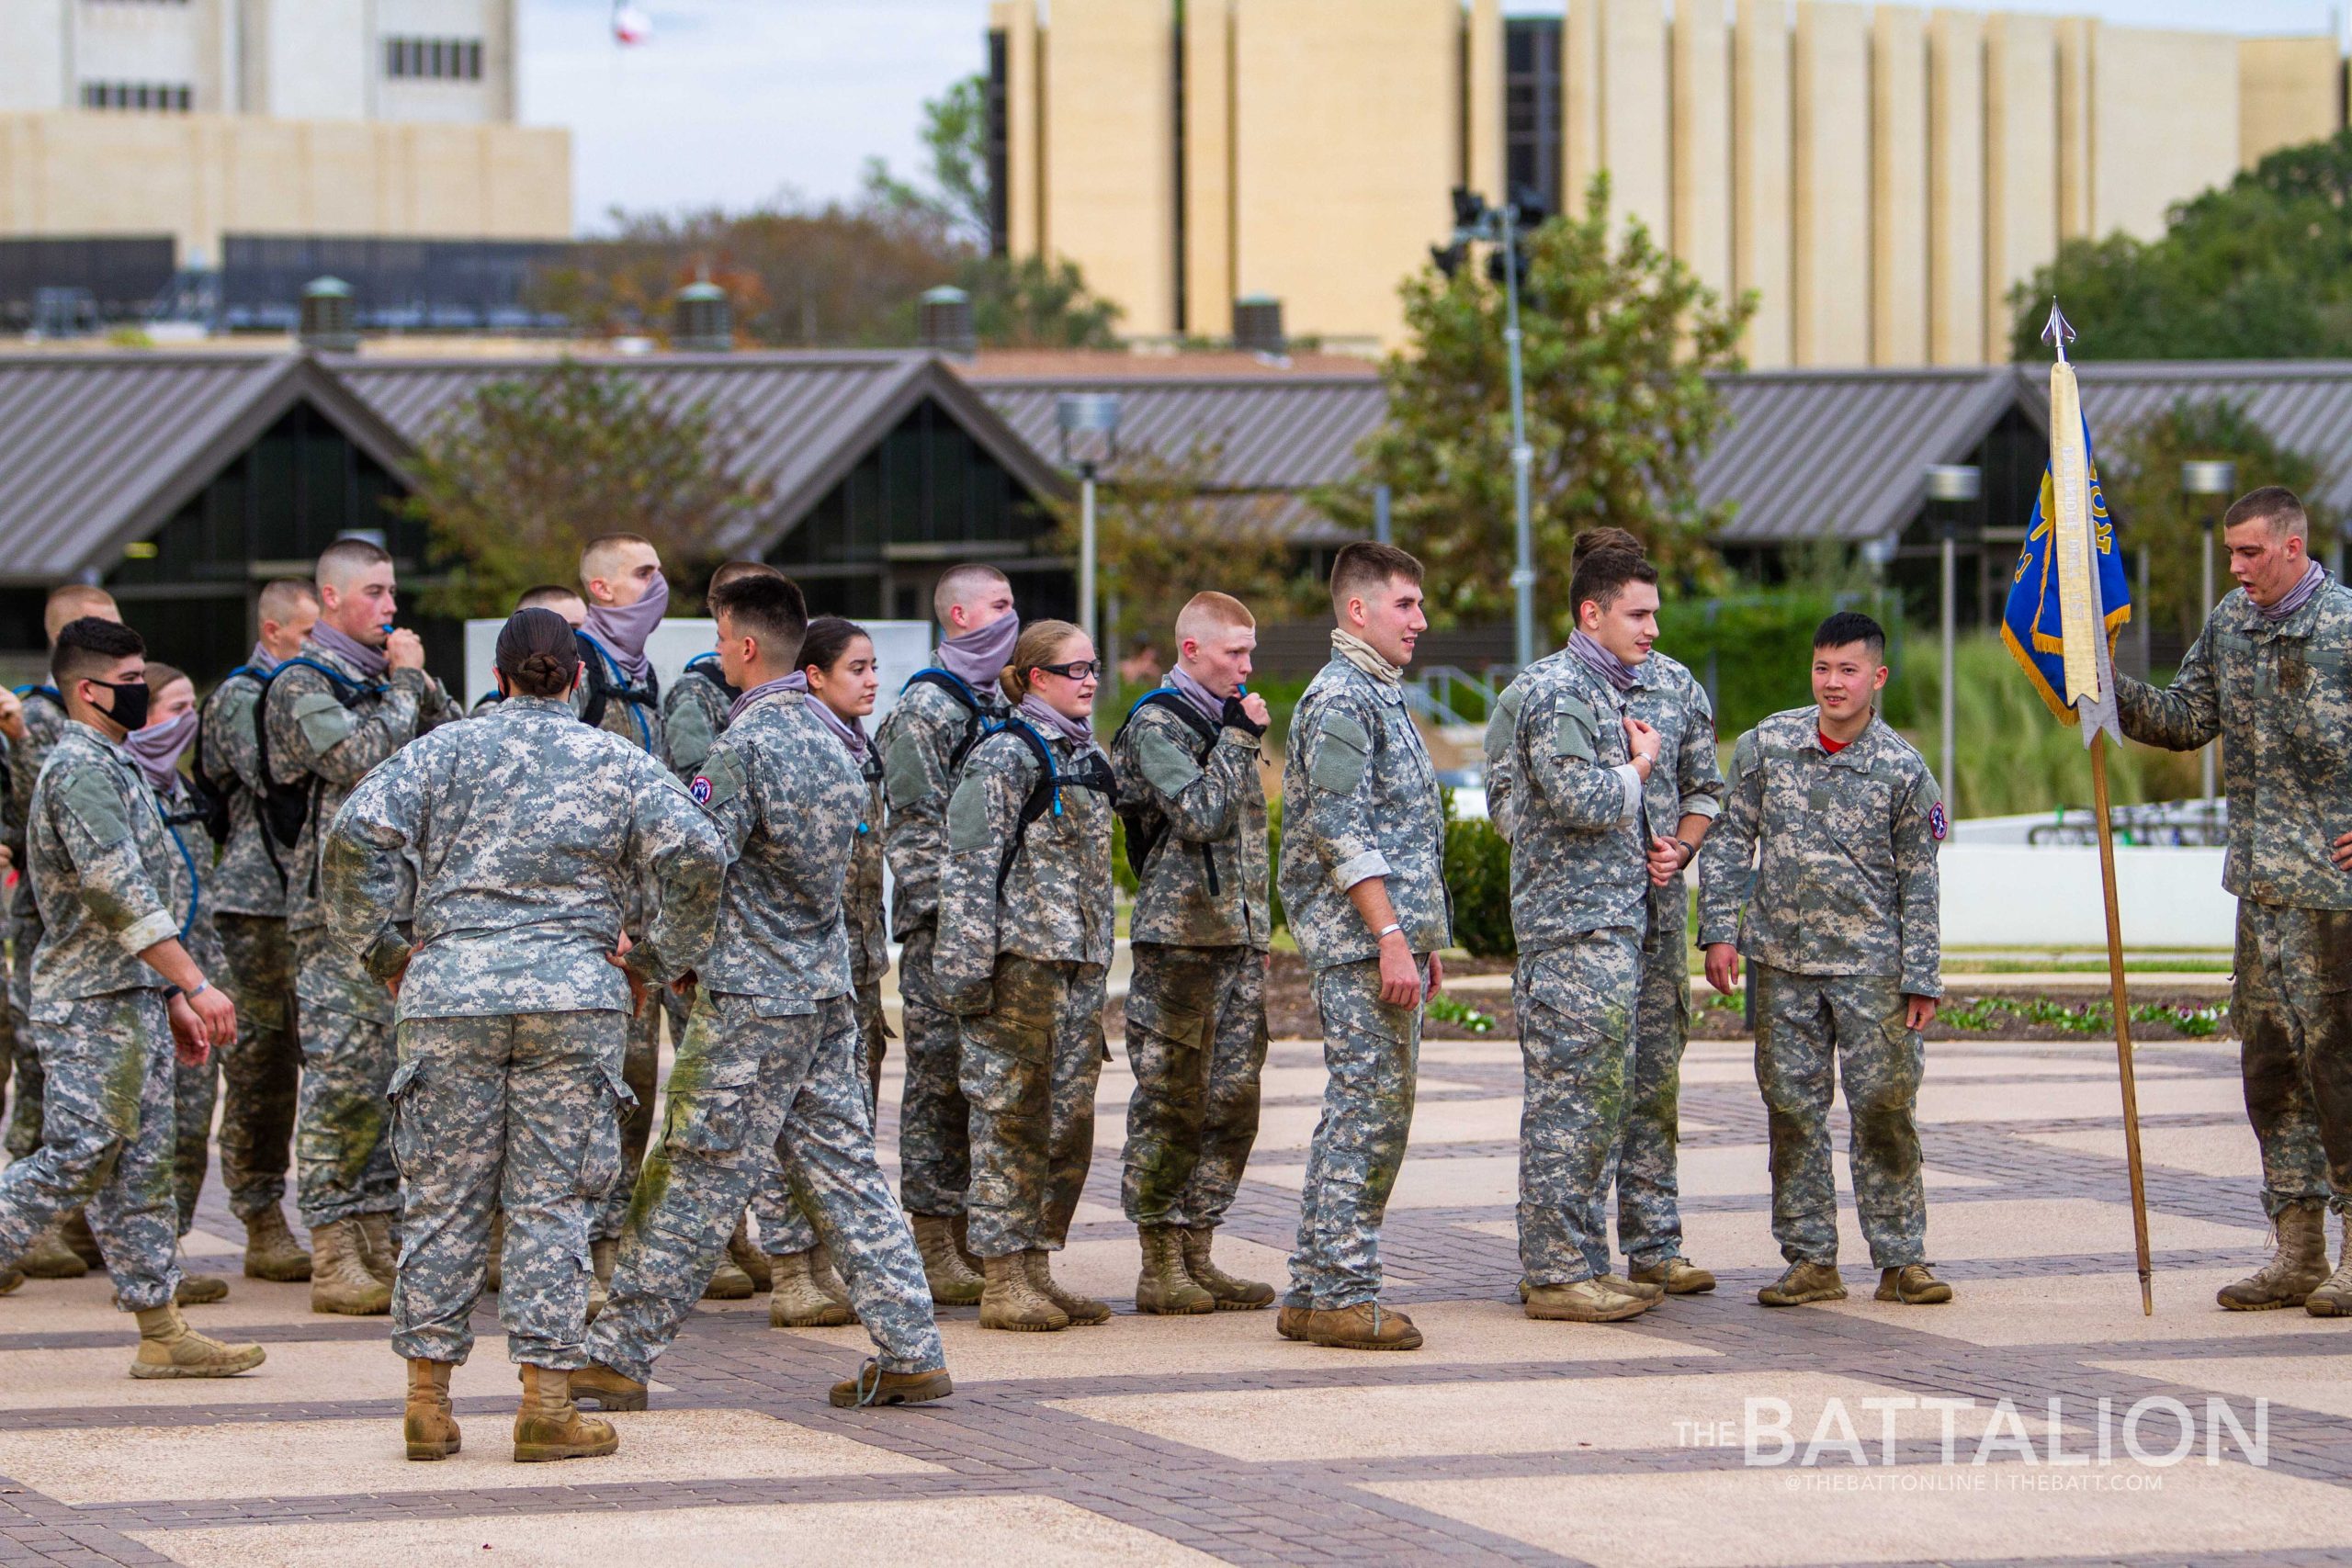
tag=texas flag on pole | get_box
[612,4,653,46]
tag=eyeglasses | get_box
[1036,660,1102,682]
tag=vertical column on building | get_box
[1001,0,1045,259]
[2239,38,2346,169]
[1182,0,1235,339]
[2056,16,2095,243]
[1671,0,1733,307]
[1468,0,1505,201]
[1562,0,1599,207]
[1927,8,1985,365]
[483,0,518,123]
[1732,0,1793,368]
[1040,0,1177,338]
[1604,0,1671,242]
[1869,6,1927,366]
[1983,13,2057,363]
[1792,0,1871,366]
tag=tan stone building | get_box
[988,1,2344,366]
[0,0,569,266]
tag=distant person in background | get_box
[470,586,585,716]
[1118,640,1163,687]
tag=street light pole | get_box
[1056,393,1122,656]
[1925,464,1981,816]
[1500,201,1536,671]
[1078,459,1099,649]
[2182,459,2237,815]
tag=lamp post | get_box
[1056,393,1122,650]
[2182,459,2237,811]
[1438,186,1541,670]
[1925,465,1981,815]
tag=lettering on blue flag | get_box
[2000,418,2132,723]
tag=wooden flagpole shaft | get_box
[2090,734,2155,1314]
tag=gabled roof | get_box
[0,352,413,585]
[334,350,1070,556]
[2044,360,2352,520]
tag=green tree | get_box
[959,254,1122,349]
[2102,396,2332,642]
[863,73,992,243]
[401,361,772,619]
[1326,174,1754,632]
[2007,130,2352,360]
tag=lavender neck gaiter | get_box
[583,573,669,684]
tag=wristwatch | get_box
[1673,839,1700,866]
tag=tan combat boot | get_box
[60,1210,105,1269]
[0,1268,21,1295]
[1306,1302,1422,1350]
[1179,1226,1274,1310]
[830,1358,956,1409]
[2221,1201,2329,1311]
[811,1245,855,1318]
[404,1359,461,1461]
[1876,1264,1953,1304]
[567,1362,648,1412]
[1275,1304,1314,1341]
[2306,1216,2352,1318]
[485,1210,505,1293]
[513,1365,618,1463]
[242,1208,311,1282]
[1630,1257,1718,1295]
[978,1253,1067,1332]
[910,1213,984,1305]
[703,1258,754,1300]
[354,1211,400,1286]
[1525,1278,1650,1323]
[175,1271,229,1305]
[1026,1248,1111,1325]
[17,1223,88,1279]
[951,1213,983,1273]
[308,1218,391,1315]
[1758,1261,1847,1306]
[1134,1227,1214,1315]
[1598,1271,1666,1303]
[130,1304,266,1379]
[728,1220,772,1292]
[769,1249,854,1328]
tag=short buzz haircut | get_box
[708,559,784,594]
[316,537,391,592]
[2225,485,2309,540]
[255,579,319,626]
[53,616,144,686]
[1567,546,1658,620]
[933,563,1012,626]
[43,584,119,644]
[1175,591,1255,645]
[514,583,585,614]
[1329,541,1423,617]
[709,571,809,668]
[1813,610,1887,661]
[580,533,654,593]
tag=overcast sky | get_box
[519,0,2346,232]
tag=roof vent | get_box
[919,286,977,358]
[299,276,357,353]
[673,277,732,353]
[1233,294,1284,356]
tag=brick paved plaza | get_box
[1,1004,2345,1567]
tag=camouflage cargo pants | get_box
[0,988,180,1310]
[387,1010,629,1368]
[1517,930,1643,1284]
[292,926,400,1229]
[751,979,887,1255]
[1121,942,1268,1230]
[5,910,47,1159]
[588,990,942,1382]
[1287,956,1427,1311]
[2232,900,2352,1217]
[1602,886,1694,1269]
[593,1000,663,1243]
[213,913,300,1223]
[896,923,970,1218]
[171,1055,218,1236]
[956,953,1106,1258]
[1754,965,1927,1268]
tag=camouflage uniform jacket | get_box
[197,669,286,919]
[662,656,736,783]
[936,723,1115,1006]
[2116,575,2352,909]
[24,724,186,1016]
[321,694,724,1019]
[5,686,70,926]
[877,665,1007,937]
[571,632,668,764]
[1277,657,1451,970]
[1483,650,1723,847]
[1505,653,1651,951]
[264,638,457,934]
[1696,705,1943,998]
[1111,691,1271,950]
[848,764,889,992]
[151,776,229,981]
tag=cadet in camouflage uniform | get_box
[936,619,1115,1334]
[1277,544,1450,1351]
[582,574,951,1412]
[1111,592,1275,1315]
[1697,612,1949,1308]
[2109,487,2352,1315]
[0,617,264,1379]
[267,539,458,1315]
[324,607,727,1464]
[876,563,1018,1303]
[196,580,318,1282]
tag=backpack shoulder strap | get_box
[1114,687,1219,755]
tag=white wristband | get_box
[1374,921,1404,941]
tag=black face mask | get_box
[89,679,149,732]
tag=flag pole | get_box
[2087,735,2155,1315]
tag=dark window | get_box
[986,29,1010,257]
[79,79,192,113]
[1504,17,1563,213]
[381,36,483,82]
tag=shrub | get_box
[1444,811,1515,959]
